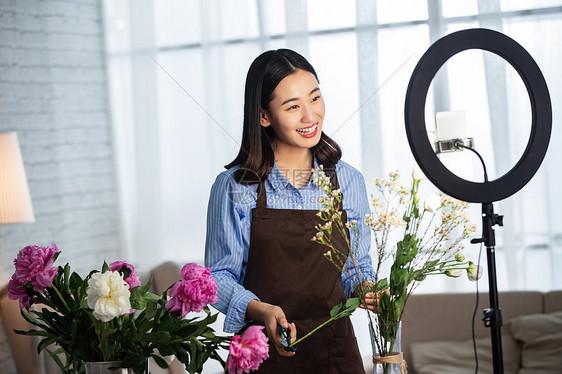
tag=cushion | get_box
[506,311,562,373]
[410,333,521,374]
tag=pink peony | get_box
[165,263,218,318]
[109,261,141,290]
[7,276,35,309]
[12,243,59,292]
[227,325,269,374]
[180,262,208,281]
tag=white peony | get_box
[87,271,131,322]
[467,263,484,281]
[424,193,441,213]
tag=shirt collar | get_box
[267,162,291,191]
[266,158,321,192]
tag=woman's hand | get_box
[357,282,390,312]
[246,300,297,357]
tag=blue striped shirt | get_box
[204,159,376,333]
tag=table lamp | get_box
[0,132,35,225]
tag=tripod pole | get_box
[472,202,504,374]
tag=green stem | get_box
[388,338,395,355]
[289,313,340,347]
[51,284,71,312]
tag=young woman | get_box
[205,49,377,373]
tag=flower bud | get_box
[412,163,427,181]
[424,193,441,213]
[455,253,465,262]
[467,262,484,281]
[445,269,462,278]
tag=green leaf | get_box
[140,331,171,344]
[69,272,84,293]
[396,234,418,264]
[157,345,176,357]
[14,329,51,337]
[190,319,213,338]
[120,266,132,280]
[176,323,199,338]
[157,314,173,332]
[374,278,388,292]
[130,279,157,310]
[63,264,71,288]
[394,296,405,318]
[120,352,147,370]
[403,211,410,223]
[37,336,57,353]
[46,348,66,373]
[130,291,147,310]
[412,205,419,218]
[389,266,407,295]
[344,297,360,311]
[145,297,159,319]
[329,302,342,318]
[175,345,190,366]
[20,309,41,326]
[151,354,169,369]
[102,261,110,273]
[136,276,153,295]
[187,339,202,373]
[206,312,218,324]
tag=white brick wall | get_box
[0,1,120,372]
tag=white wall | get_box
[0,1,121,372]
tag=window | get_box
[103,0,562,292]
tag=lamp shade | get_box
[0,132,35,224]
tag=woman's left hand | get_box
[360,291,381,312]
[358,282,389,312]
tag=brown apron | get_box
[243,172,365,374]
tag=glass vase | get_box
[370,321,406,374]
[83,360,148,374]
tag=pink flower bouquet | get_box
[8,243,268,374]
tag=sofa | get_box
[401,291,562,374]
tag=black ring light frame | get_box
[405,28,551,203]
[404,28,551,374]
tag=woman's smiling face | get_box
[260,69,325,151]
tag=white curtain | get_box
[102,0,562,292]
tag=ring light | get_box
[404,28,551,203]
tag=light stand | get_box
[404,29,552,374]
[471,202,504,373]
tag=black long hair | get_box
[225,49,342,184]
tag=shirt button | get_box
[297,205,302,210]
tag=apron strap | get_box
[328,168,343,208]
[256,180,267,208]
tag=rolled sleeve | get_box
[225,288,259,333]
